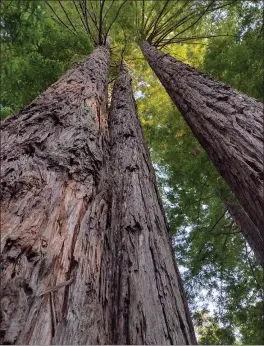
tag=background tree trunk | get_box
[0,46,110,344]
[103,65,197,344]
[225,202,264,268]
[141,41,264,245]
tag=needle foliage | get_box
[1,1,263,343]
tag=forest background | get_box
[0,0,263,344]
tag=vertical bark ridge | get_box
[0,46,110,344]
[105,65,197,345]
[141,41,264,251]
[1,44,197,345]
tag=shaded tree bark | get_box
[103,66,196,344]
[225,202,264,268]
[141,41,264,247]
[0,46,110,344]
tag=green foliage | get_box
[1,0,43,49]
[0,106,13,120]
[0,1,92,116]
[203,1,264,101]
[235,302,264,344]
[131,2,263,343]
[1,1,263,344]
[194,311,236,345]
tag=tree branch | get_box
[159,33,234,46]
[44,0,77,36]
[244,240,263,289]
[72,0,89,34]
[102,0,115,23]
[160,0,216,48]
[153,9,197,47]
[147,0,171,42]
[105,0,128,44]
[99,0,106,44]
[147,1,194,44]
[85,0,99,33]
[58,0,77,33]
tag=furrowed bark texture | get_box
[1,46,196,344]
[226,202,264,268]
[104,66,196,345]
[141,41,264,240]
[0,46,110,344]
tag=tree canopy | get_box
[1,0,263,344]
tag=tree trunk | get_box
[225,202,264,268]
[1,45,196,344]
[141,41,264,243]
[0,46,110,344]
[103,65,196,344]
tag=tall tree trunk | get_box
[225,202,264,268]
[1,45,196,344]
[103,65,196,344]
[0,46,110,344]
[141,41,264,244]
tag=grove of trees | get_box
[0,0,263,344]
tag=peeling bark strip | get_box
[141,41,264,241]
[0,46,110,344]
[105,66,196,344]
[226,202,264,268]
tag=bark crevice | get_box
[1,46,196,344]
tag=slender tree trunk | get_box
[225,202,264,268]
[0,46,110,344]
[141,41,264,243]
[103,66,196,344]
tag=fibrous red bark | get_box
[0,46,110,344]
[104,66,197,344]
[141,41,264,246]
[0,45,196,344]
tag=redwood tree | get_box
[0,45,111,344]
[0,5,198,340]
[0,50,197,343]
[104,65,196,344]
[3,0,261,343]
[141,41,264,259]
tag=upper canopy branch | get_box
[138,0,239,48]
[45,0,128,46]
